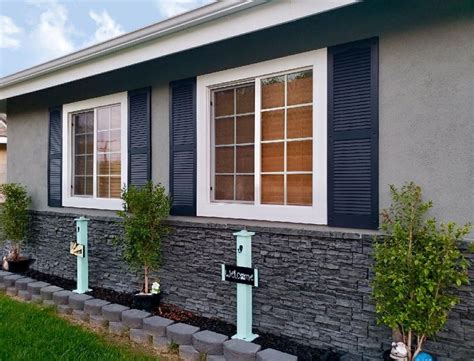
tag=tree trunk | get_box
[144,266,149,294]
[407,330,412,361]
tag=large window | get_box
[198,49,327,224]
[63,93,127,210]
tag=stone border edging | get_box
[0,270,298,361]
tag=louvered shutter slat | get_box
[128,88,151,188]
[170,78,196,216]
[48,106,62,207]
[328,38,379,229]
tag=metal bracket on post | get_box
[230,230,258,342]
[71,217,91,294]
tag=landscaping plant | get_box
[372,182,471,360]
[116,182,171,294]
[0,183,31,261]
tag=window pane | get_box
[215,89,234,117]
[97,131,108,153]
[110,177,121,199]
[75,135,86,154]
[287,70,312,106]
[215,175,234,200]
[261,175,284,205]
[86,156,93,176]
[236,175,254,201]
[215,147,234,173]
[74,177,85,196]
[236,145,254,173]
[109,130,121,152]
[261,142,284,172]
[97,176,109,198]
[236,115,254,144]
[215,117,234,145]
[261,110,284,141]
[287,174,312,206]
[97,107,110,131]
[109,153,121,176]
[261,76,285,109]
[236,86,255,114]
[97,154,109,175]
[287,140,312,172]
[110,105,121,129]
[85,176,93,196]
[75,156,86,175]
[287,106,312,139]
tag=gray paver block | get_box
[57,304,72,315]
[0,271,13,282]
[223,339,261,361]
[256,348,298,361]
[69,293,93,310]
[0,282,6,291]
[28,281,50,295]
[15,277,35,291]
[153,336,170,351]
[53,290,73,305]
[3,274,25,287]
[121,308,151,329]
[6,286,17,296]
[89,314,108,329]
[18,289,32,301]
[40,285,63,300]
[102,303,130,322]
[31,294,43,303]
[207,356,226,361]
[130,328,151,344]
[43,299,56,308]
[143,316,174,337]
[84,298,110,315]
[109,321,127,336]
[166,322,200,345]
[72,309,89,321]
[179,345,200,361]
[193,330,229,355]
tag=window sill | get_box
[62,197,122,211]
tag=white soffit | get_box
[0,0,357,100]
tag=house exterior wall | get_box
[4,2,474,360]
[7,13,473,234]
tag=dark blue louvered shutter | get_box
[170,78,196,216]
[48,106,63,207]
[327,38,379,229]
[128,88,151,187]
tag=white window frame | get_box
[197,49,327,224]
[62,92,128,210]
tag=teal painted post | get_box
[232,230,258,342]
[74,217,91,294]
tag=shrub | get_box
[0,183,31,261]
[116,182,171,294]
[372,182,471,360]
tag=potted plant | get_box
[0,183,34,273]
[372,182,471,361]
[116,181,171,311]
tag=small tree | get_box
[372,182,471,360]
[0,183,31,261]
[116,182,171,294]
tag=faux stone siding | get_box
[10,211,474,360]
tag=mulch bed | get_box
[22,269,342,361]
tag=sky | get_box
[0,0,213,78]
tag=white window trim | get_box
[62,92,128,210]
[197,49,327,224]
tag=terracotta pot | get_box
[132,292,161,311]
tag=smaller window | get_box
[63,92,127,210]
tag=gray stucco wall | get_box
[7,11,473,235]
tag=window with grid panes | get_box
[211,69,313,206]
